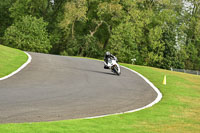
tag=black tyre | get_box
[113,65,120,76]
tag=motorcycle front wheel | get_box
[113,65,120,76]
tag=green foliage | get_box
[60,0,87,38]
[185,43,199,70]
[9,0,55,33]
[108,21,138,63]
[9,0,52,20]
[146,26,164,67]
[81,35,102,58]
[180,0,200,70]
[3,15,51,53]
[0,0,15,41]
[1,0,200,70]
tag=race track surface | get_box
[0,52,157,123]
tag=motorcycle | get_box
[104,58,121,75]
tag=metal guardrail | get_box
[171,68,200,75]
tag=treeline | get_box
[0,0,200,70]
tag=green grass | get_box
[0,45,28,78]
[0,51,199,132]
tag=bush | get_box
[3,15,51,53]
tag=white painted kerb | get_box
[85,64,162,119]
[0,52,32,80]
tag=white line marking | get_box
[84,64,162,119]
[0,52,32,80]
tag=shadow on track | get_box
[67,66,116,76]
[84,69,116,76]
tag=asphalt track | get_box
[0,52,157,123]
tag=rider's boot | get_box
[104,64,109,69]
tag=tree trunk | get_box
[72,21,75,39]
[90,21,103,36]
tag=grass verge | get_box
[0,56,199,132]
[0,45,28,78]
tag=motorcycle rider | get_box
[104,51,118,69]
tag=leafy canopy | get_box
[3,15,51,53]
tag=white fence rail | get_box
[171,68,200,76]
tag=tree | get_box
[0,0,16,42]
[9,0,53,21]
[60,0,87,39]
[3,15,51,53]
[97,0,124,49]
[1,0,198,70]
[179,0,200,70]
[108,20,139,63]
[58,0,88,55]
